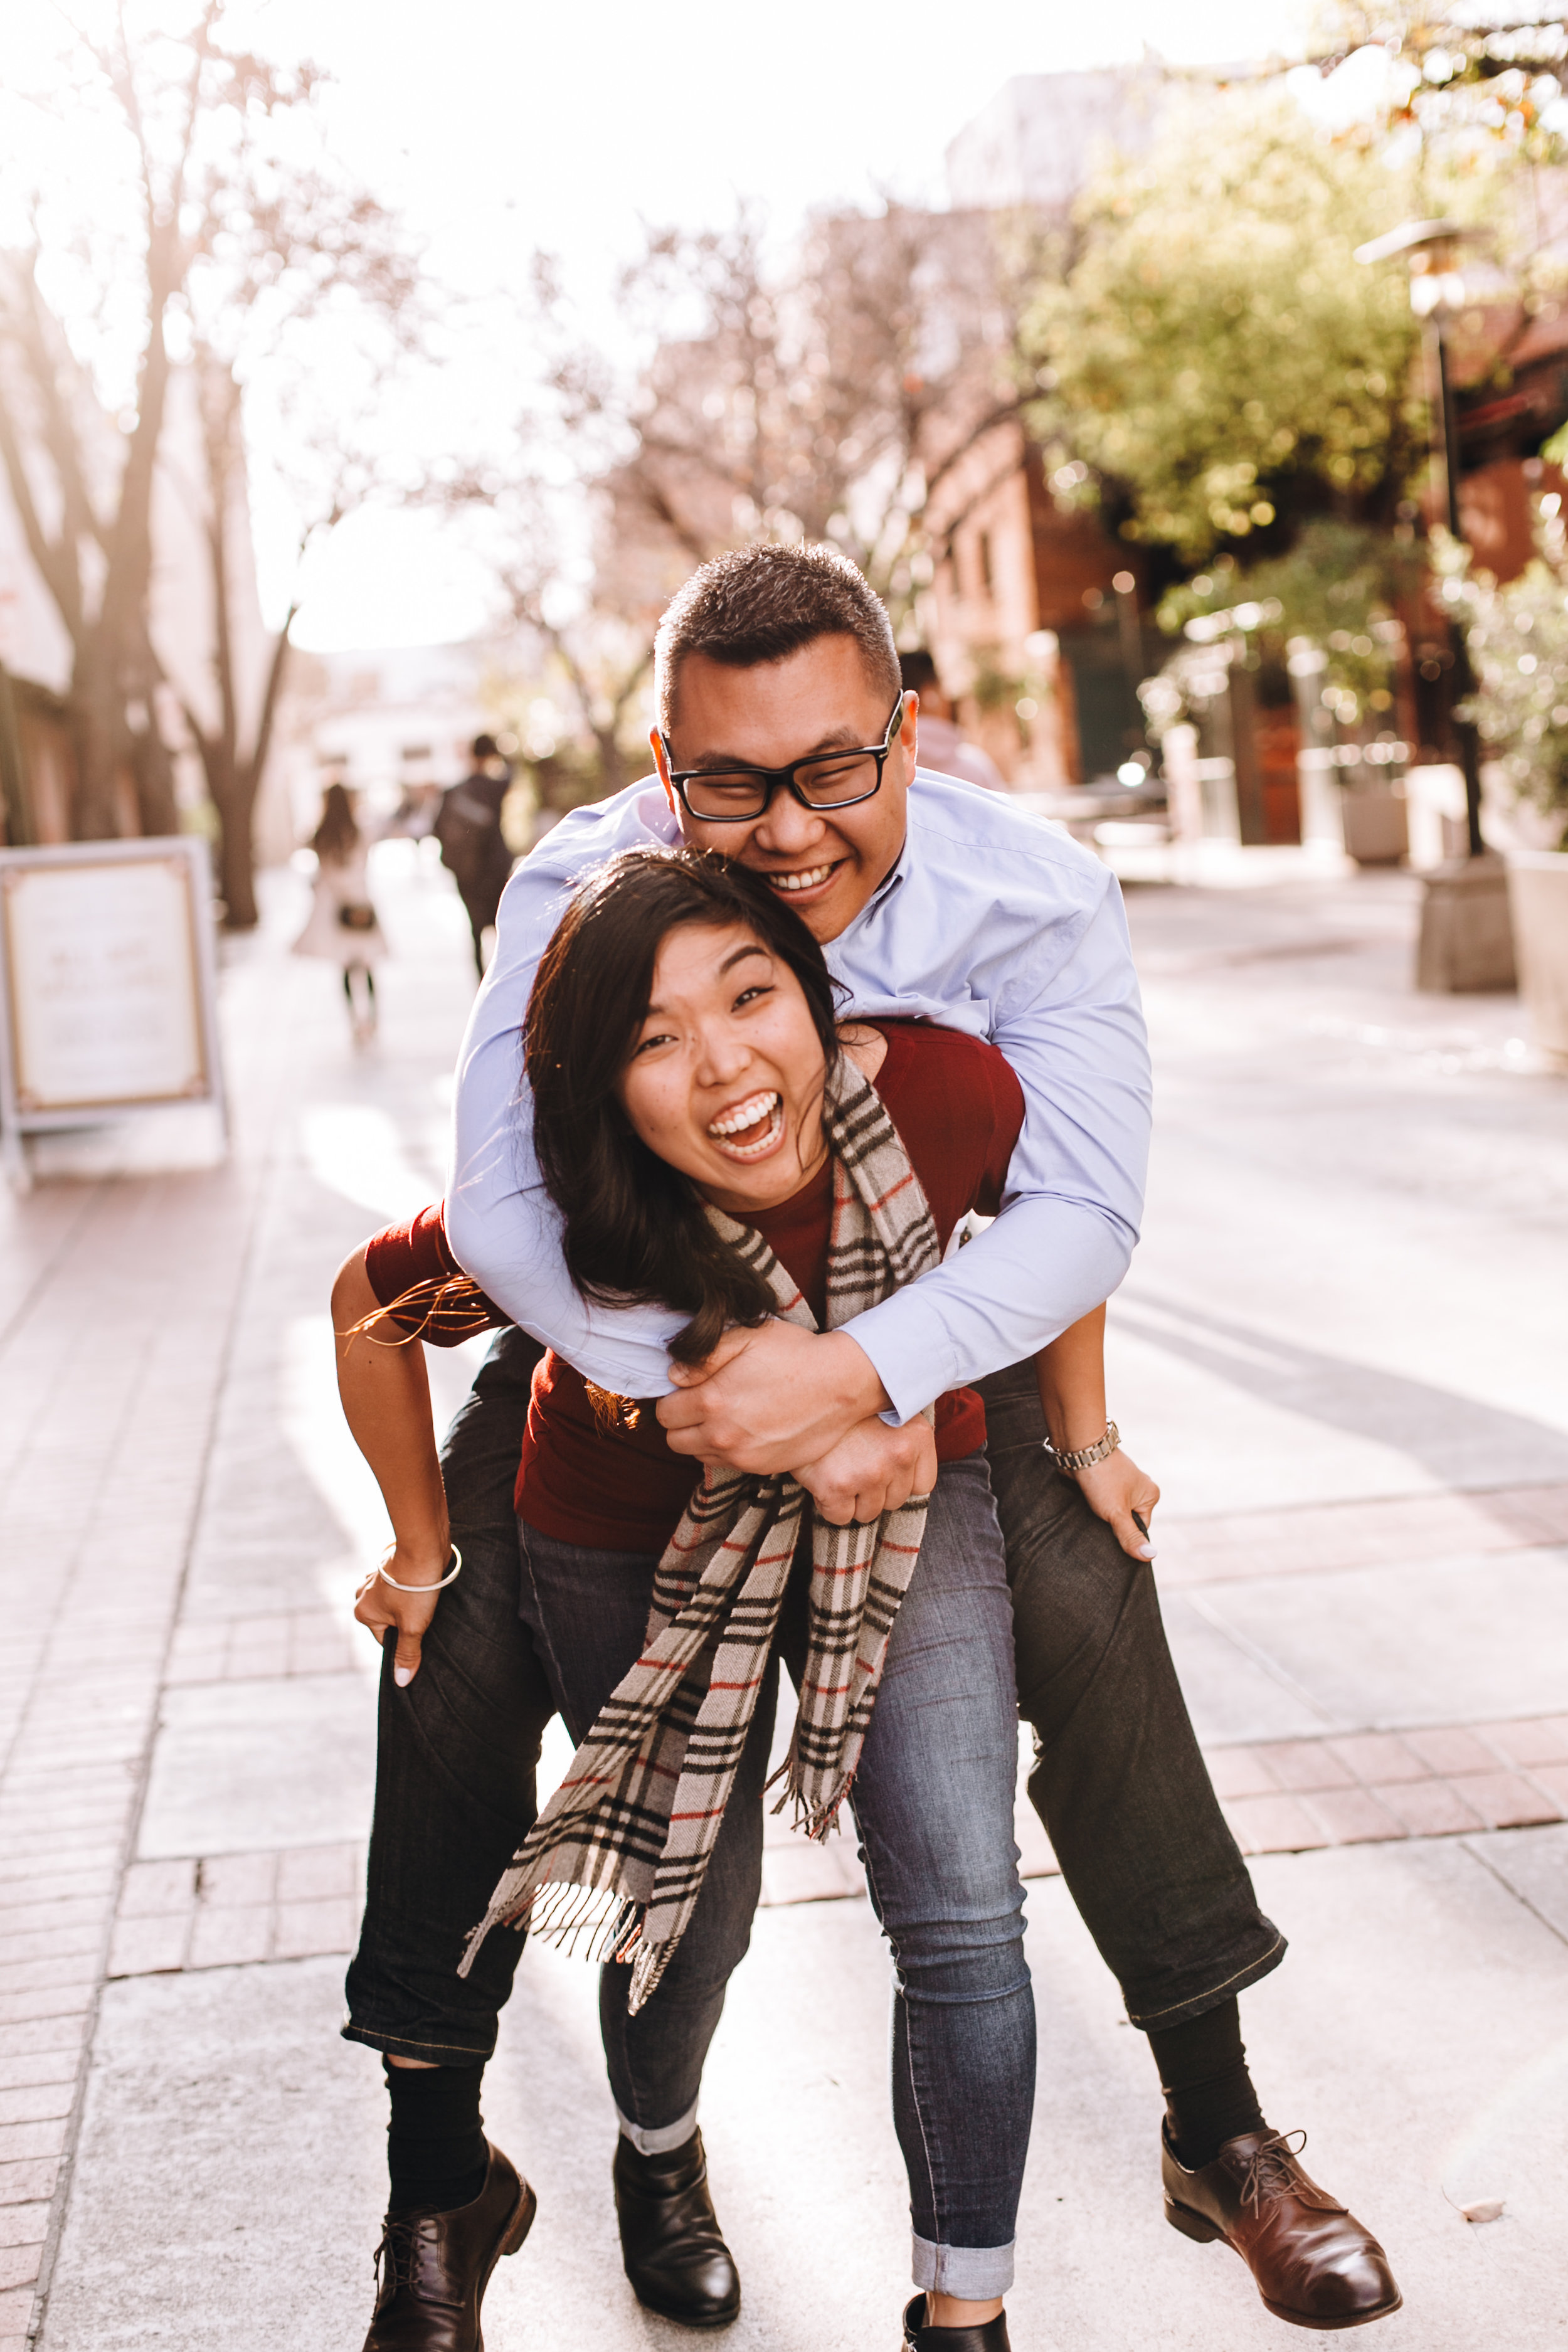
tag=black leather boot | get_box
[901,2293,1012,2350]
[363,2141,535,2349]
[613,2129,741,2328]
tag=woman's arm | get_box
[1036,1305,1159,1563]
[332,1245,452,1686]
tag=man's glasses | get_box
[662,694,908,824]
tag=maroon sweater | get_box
[364,1019,1024,1554]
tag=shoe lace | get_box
[373,2215,423,2296]
[1239,2130,1308,2215]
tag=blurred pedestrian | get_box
[294,781,386,1045]
[435,734,515,977]
[899,649,1006,792]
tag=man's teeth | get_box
[765,864,834,893]
[707,1091,780,1138]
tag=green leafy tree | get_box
[1157,522,1424,709]
[1448,495,1568,842]
[1022,90,1431,563]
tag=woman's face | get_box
[618,920,829,1214]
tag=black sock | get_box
[1145,1998,1268,2172]
[383,2059,489,2215]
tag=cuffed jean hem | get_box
[911,2235,1015,2299]
[1125,1927,1288,2032]
[616,2097,701,2156]
[341,2020,493,2067]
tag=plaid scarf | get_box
[459,1057,940,2013]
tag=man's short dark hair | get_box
[472,733,500,761]
[898,649,940,696]
[654,543,901,735]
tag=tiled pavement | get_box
[5,856,1568,2351]
[94,1698,1568,1991]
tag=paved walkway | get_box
[3,845,1565,2349]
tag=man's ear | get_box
[650,726,678,814]
[898,689,919,767]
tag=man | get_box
[346,544,1399,2348]
[435,733,515,977]
[898,647,1006,792]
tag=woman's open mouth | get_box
[706,1089,785,1161]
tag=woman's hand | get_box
[793,1415,938,1527]
[354,1540,452,1687]
[1069,1447,1160,1562]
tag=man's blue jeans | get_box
[517,1452,1033,2301]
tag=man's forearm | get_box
[844,1195,1133,1424]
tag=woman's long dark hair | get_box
[526,847,842,1366]
[312,781,360,862]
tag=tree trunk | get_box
[213,754,262,929]
[130,724,179,837]
[69,654,130,838]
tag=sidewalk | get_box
[3,846,1566,2349]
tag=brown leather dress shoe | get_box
[1162,2125,1401,2330]
[363,2141,536,2350]
[901,2294,1012,2349]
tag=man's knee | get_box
[995,1459,1148,1691]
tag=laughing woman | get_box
[336,847,1135,2351]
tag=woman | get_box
[336,847,1154,2352]
[294,781,386,1042]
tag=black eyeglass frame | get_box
[660,693,909,824]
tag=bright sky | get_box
[6,0,1316,649]
[253,0,1320,645]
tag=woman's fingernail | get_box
[394,1665,413,1687]
[1138,1544,1157,1561]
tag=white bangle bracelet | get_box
[377,1544,462,1594]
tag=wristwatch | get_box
[1046,1421,1120,1473]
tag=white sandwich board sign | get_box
[0,837,226,1185]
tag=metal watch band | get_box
[1046,1421,1120,1473]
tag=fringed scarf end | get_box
[765,1756,854,1843]
[458,1872,644,1978]
[627,1934,674,2015]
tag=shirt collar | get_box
[832,825,909,952]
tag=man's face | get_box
[651,635,916,944]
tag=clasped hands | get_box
[659,1318,930,1526]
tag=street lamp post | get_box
[1355,219,1516,992]
[1354,218,1486,854]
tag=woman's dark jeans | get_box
[517,1453,1033,2300]
[345,1329,1281,2073]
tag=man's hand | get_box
[658,1320,892,1473]
[353,1541,450,1687]
[793,1415,938,1527]
[1071,1448,1160,1562]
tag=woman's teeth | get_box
[766,864,834,893]
[707,1091,785,1158]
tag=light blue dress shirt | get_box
[445,768,1151,1422]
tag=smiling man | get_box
[346,545,1399,2352]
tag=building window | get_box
[978,531,995,597]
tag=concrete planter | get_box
[1340,780,1408,867]
[1507,850,1568,1060]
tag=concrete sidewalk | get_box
[3,847,1566,2349]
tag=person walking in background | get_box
[435,734,515,977]
[898,649,1006,792]
[293,781,386,1046]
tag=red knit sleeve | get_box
[973,1049,1025,1219]
[363,1203,509,1345]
